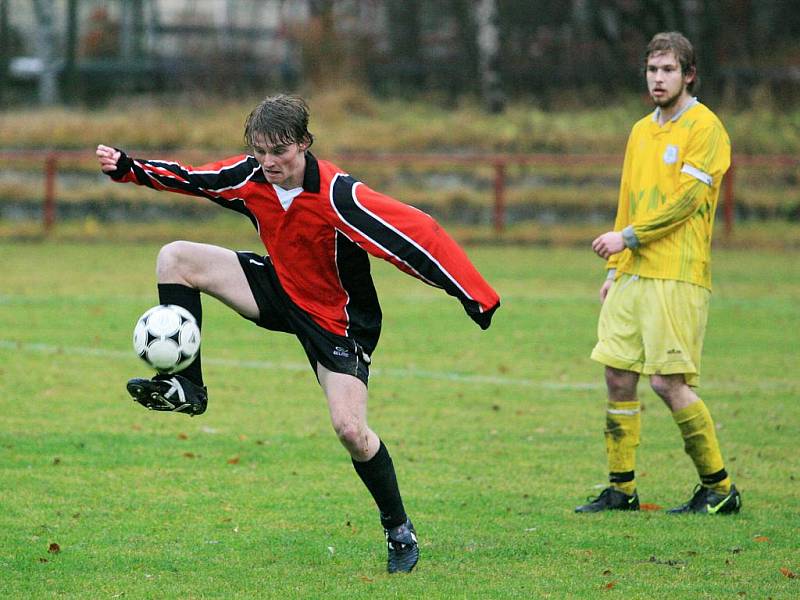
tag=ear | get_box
[684,66,697,86]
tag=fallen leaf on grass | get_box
[359,575,374,583]
[48,543,60,554]
[227,456,240,465]
[753,536,769,543]
[177,433,188,440]
[603,581,616,590]
[639,503,663,511]
[780,567,797,579]
[38,558,48,563]
[183,452,196,459]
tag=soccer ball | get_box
[133,304,201,373]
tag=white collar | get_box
[272,184,303,211]
[653,96,698,124]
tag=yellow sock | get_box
[605,400,641,496]
[672,399,731,495]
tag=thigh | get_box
[318,362,369,426]
[168,242,260,319]
[640,279,709,385]
[590,274,646,372]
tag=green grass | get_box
[1,237,799,598]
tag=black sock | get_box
[158,283,204,386]
[352,440,407,529]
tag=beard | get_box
[651,83,687,109]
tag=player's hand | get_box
[96,144,121,173]
[591,231,625,259]
[599,279,613,303]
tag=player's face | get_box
[646,51,691,109]
[251,134,308,189]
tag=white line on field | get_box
[0,338,599,390]
[5,339,792,392]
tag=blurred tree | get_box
[386,0,423,94]
[475,0,505,113]
[0,0,8,103]
[31,0,60,105]
[303,0,342,89]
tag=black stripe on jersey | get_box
[131,160,258,228]
[334,229,382,354]
[146,156,259,192]
[134,157,259,196]
[329,174,482,315]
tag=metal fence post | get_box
[493,160,506,234]
[724,160,735,239]
[43,152,57,233]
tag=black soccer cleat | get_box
[575,486,640,513]
[385,519,419,574]
[126,374,208,416]
[667,483,741,515]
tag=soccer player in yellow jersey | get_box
[576,32,741,515]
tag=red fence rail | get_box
[1,149,798,236]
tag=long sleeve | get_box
[104,150,262,220]
[327,174,500,329]
[107,150,259,199]
[606,133,635,271]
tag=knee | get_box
[649,374,682,400]
[332,418,367,452]
[156,241,194,282]
[605,367,638,402]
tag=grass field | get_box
[1,230,799,598]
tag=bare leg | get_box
[604,366,639,401]
[649,373,697,411]
[317,363,380,461]
[156,240,259,319]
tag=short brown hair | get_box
[244,94,314,148]
[646,32,698,92]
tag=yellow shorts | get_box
[590,274,710,386]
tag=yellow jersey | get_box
[607,99,731,290]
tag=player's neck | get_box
[282,154,307,190]
[657,92,693,125]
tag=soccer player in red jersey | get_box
[96,94,500,573]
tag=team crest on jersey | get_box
[663,145,679,165]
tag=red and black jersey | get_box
[109,151,500,350]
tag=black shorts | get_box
[236,251,371,385]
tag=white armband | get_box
[681,163,713,186]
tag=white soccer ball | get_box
[133,304,201,373]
